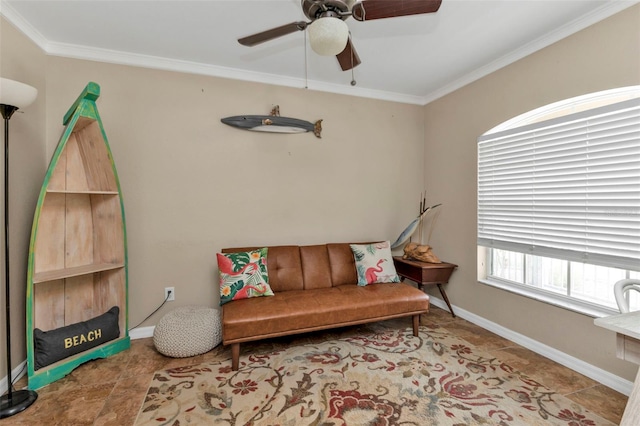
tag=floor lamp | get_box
[0,78,38,418]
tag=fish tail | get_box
[314,119,323,138]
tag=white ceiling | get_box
[2,0,637,105]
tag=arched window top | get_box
[486,85,640,134]
[478,84,640,272]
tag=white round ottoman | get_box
[153,305,222,358]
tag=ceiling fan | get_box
[238,0,442,71]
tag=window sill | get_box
[479,278,621,319]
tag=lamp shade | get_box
[0,78,38,110]
[308,17,349,56]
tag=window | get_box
[478,87,640,316]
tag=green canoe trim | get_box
[63,81,100,125]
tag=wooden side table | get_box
[393,256,458,317]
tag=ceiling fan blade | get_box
[352,0,442,21]
[336,37,361,71]
[238,21,308,47]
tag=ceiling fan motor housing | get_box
[302,0,355,21]
[239,0,442,71]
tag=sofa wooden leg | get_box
[412,315,419,336]
[231,343,240,371]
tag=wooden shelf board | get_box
[46,190,119,195]
[33,263,125,283]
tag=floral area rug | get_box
[135,324,614,426]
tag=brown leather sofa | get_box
[221,243,430,370]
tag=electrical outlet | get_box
[164,287,175,301]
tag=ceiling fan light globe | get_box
[308,18,349,56]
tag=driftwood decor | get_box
[402,242,441,264]
[395,193,443,263]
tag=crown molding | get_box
[2,0,637,106]
[44,41,426,105]
[420,0,640,105]
[0,0,48,50]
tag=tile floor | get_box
[2,306,629,425]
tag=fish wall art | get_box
[221,106,322,138]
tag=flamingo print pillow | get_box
[350,241,400,286]
[217,248,274,305]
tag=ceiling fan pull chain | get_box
[350,33,356,86]
[304,29,309,89]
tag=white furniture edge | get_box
[595,310,640,340]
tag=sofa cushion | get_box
[300,245,332,290]
[217,248,273,305]
[327,243,359,286]
[350,241,400,285]
[222,282,429,343]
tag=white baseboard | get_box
[129,326,155,340]
[428,296,634,396]
[4,305,633,396]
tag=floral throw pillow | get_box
[350,241,401,286]
[217,248,274,305]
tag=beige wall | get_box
[43,57,426,332]
[422,5,640,381]
[0,18,47,377]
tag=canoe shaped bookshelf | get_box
[26,82,129,390]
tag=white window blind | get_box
[478,98,640,271]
